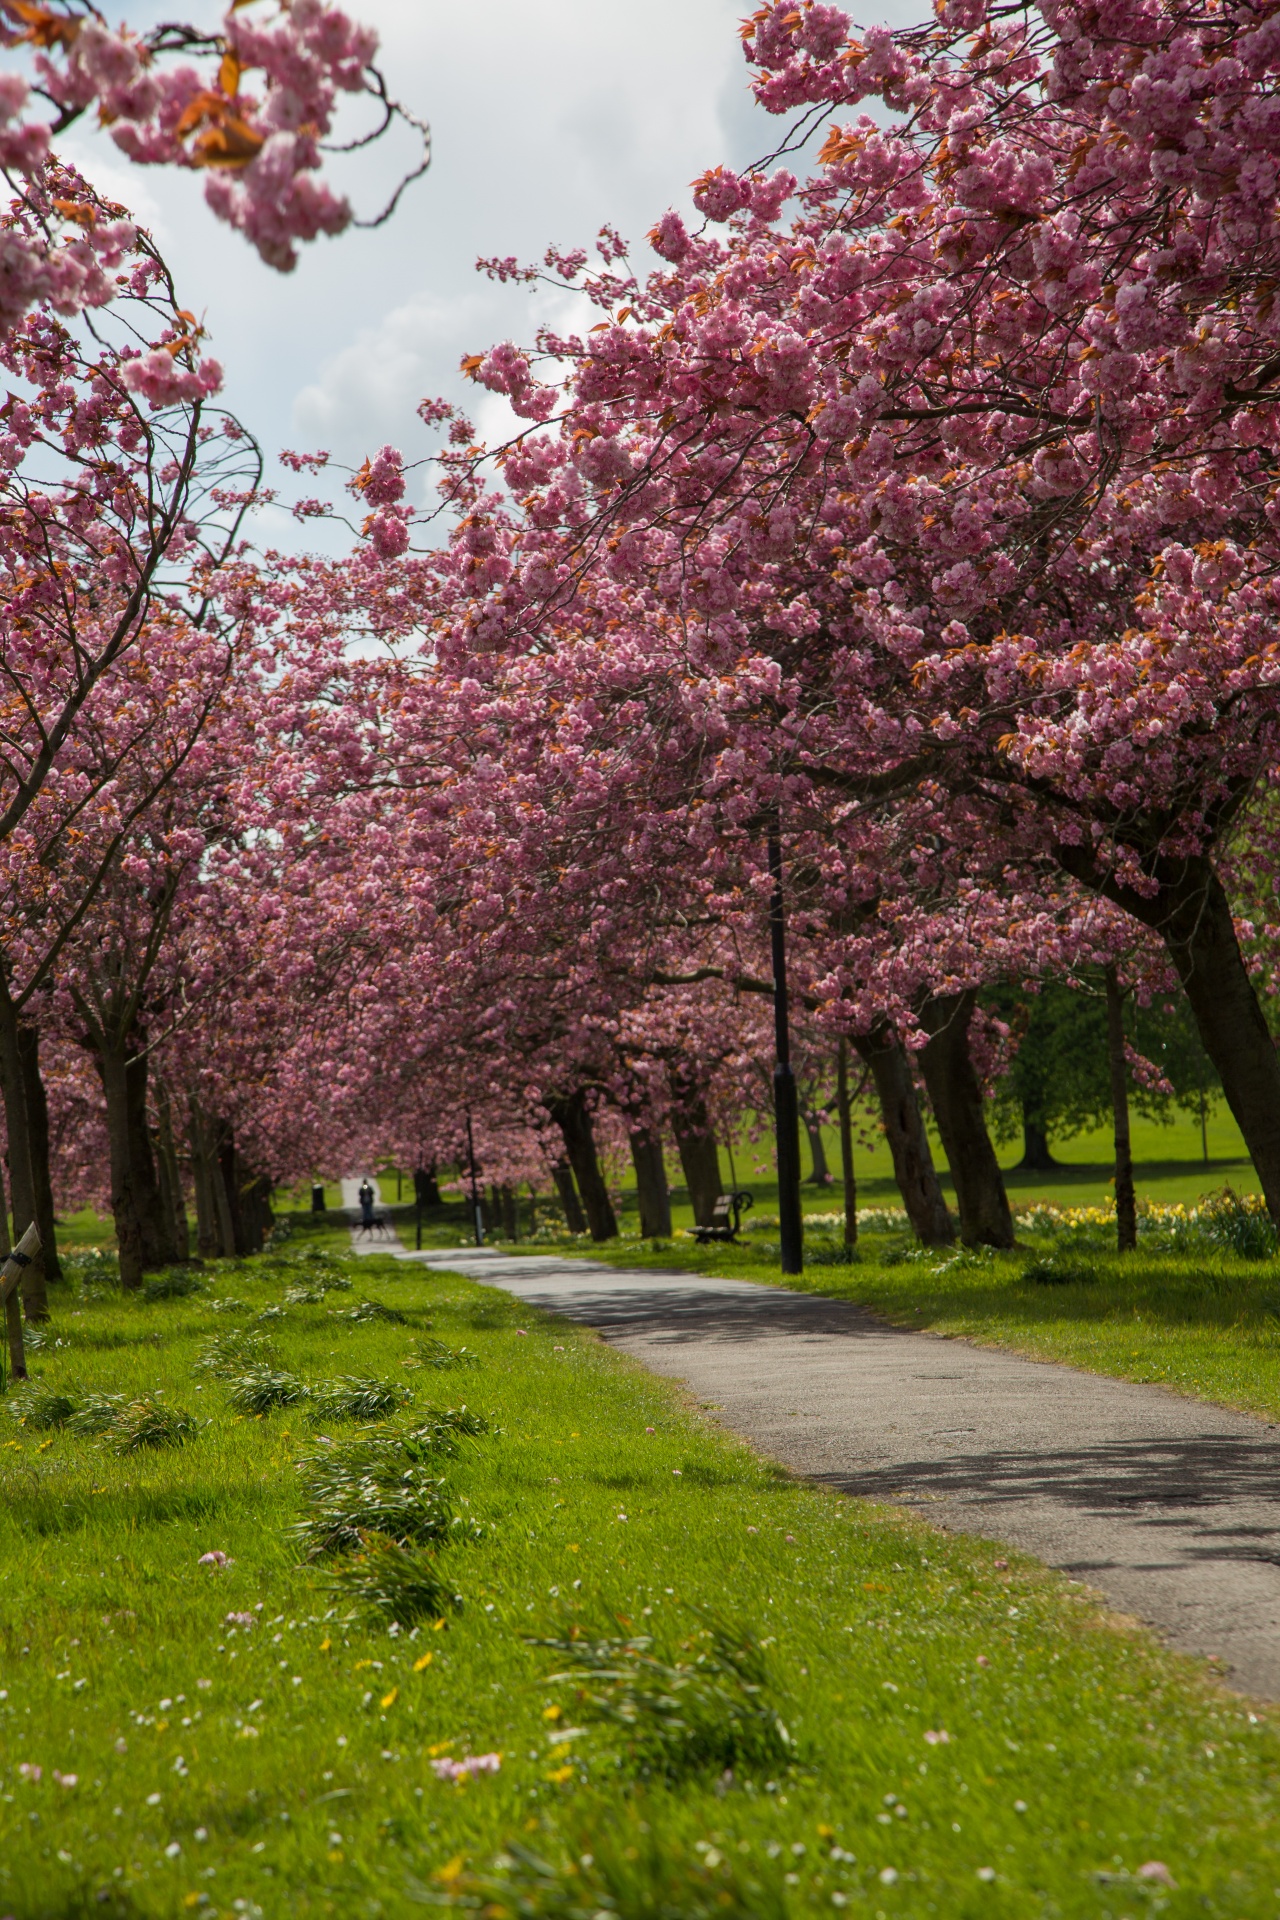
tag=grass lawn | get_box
[3,1226,1280,1916]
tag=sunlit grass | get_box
[2,1229,1279,1915]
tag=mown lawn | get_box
[3,1232,1280,1917]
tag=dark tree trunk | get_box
[18,1022,61,1286]
[836,1039,858,1251]
[629,1127,672,1238]
[1105,967,1137,1252]
[855,1026,954,1245]
[154,1078,189,1263]
[803,1111,831,1185]
[671,1087,723,1227]
[1057,845,1280,1229]
[550,1091,617,1241]
[188,1098,219,1258]
[1017,1121,1057,1172]
[552,1156,588,1235]
[217,1126,246,1256]
[500,1183,518,1239]
[96,1032,176,1285]
[0,979,47,1319]
[414,1163,442,1208]
[919,992,1014,1249]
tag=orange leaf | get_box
[7,2,80,48]
[191,115,265,168]
[173,90,225,138]
[218,49,241,97]
[460,353,485,378]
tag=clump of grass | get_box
[107,1395,199,1453]
[1196,1187,1278,1260]
[414,1336,481,1369]
[293,1452,459,1559]
[11,1384,79,1430]
[284,1268,354,1305]
[334,1298,407,1326]
[195,1329,279,1376]
[430,1837,788,1919]
[307,1376,414,1422]
[208,1297,249,1315]
[533,1617,792,1782]
[142,1268,204,1302]
[1022,1252,1099,1286]
[63,1390,197,1452]
[324,1535,460,1624]
[805,1241,859,1268]
[401,1406,490,1457]
[227,1366,309,1414]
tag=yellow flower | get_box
[413,1651,434,1672]
[545,1765,574,1785]
[381,1687,399,1709]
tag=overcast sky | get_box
[60,2,915,527]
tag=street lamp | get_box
[768,825,804,1275]
[466,1110,484,1248]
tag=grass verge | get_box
[2,1237,1279,1916]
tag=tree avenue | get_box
[4,0,1280,1292]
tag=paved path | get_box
[338,1175,400,1250]
[362,1242,1280,1698]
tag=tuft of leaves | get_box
[195,1328,279,1377]
[324,1535,460,1625]
[1022,1253,1099,1286]
[531,1617,792,1782]
[227,1366,309,1414]
[142,1267,204,1302]
[333,1298,407,1325]
[293,1444,461,1559]
[414,1336,481,1370]
[418,1835,790,1918]
[307,1375,414,1423]
[12,1384,79,1430]
[65,1390,197,1452]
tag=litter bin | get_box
[310,1183,326,1214]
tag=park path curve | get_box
[362,1240,1280,1700]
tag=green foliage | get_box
[1191,1187,1277,1260]
[194,1328,278,1376]
[325,1535,460,1624]
[12,1384,79,1430]
[425,1836,790,1919]
[293,1437,462,1558]
[227,1365,309,1414]
[335,1297,407,1325]
[415,1335,482,1369]
[60,1389,197,1451]
[533,1618,792,1783]
[1021,1253,1100,1286]
[141,1268,204,1302]
[307,1374,414,1422]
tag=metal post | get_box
[769,827,804,1275]
[466,1111,484,1248]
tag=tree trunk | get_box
[1105,967,1137,1252]
[855,1026,954,1245]
[550,1091,617,1241]
[671,1092,723,1227]
[919,992,1015,1249]
[629,1128,672,1238]
[188,1098,219,1258]
[17,1022,61,1287]
[803,1111,831,1185]
[414,1163,442,1208]
[836,1039,858,1251]
[552,1157,588,1235]
[500,1184,518,1239]
[210,1122,238,1256]
[1017,1121,1057,1171]
[154,1079,189,1263]
[122,1039,174,1270]
[0,979,47,1319]
[1058,845,1280,1229]
[100,1051,147,1289]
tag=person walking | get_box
[358,1178,375,1234]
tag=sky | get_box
[57,0,874,515]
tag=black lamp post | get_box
[466,1110,484,1248]
[769,825,804,1274]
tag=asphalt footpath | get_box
[363,1241,1280,1700]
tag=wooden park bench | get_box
[692,1191,753,1244]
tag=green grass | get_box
[4,1227,1280,1916]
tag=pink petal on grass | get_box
[1137,1863,1176,1888]
[923,1729,950,1746]
[198,1551,230,1570]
